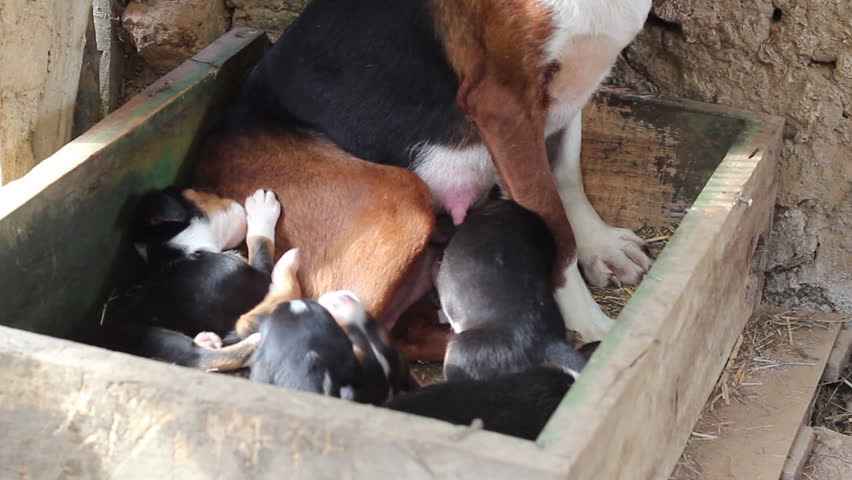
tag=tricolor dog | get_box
[194,0,653,344]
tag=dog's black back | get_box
[120,251,269,337]
[385,366,574,440]
[223,0,464,168]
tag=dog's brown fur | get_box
[194,130,435,327]
[431,0,576,286]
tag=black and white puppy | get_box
[318,290,419,404]
[436,199,588,382]
[100,188,280,369]
[247,298,363,397]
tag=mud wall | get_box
[609,0,851,312]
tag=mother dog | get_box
[194,0,653,342]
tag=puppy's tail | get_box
[543,341,588,379]
[118,322,260,372]
[195,333,261,372]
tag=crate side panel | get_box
[581,91,746,231]
[0,30,266,339]
[540,112,783,479]
[0,326,565,480]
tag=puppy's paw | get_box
[577,226,653,287]
[194,331,223,349]
[245,189,281,240]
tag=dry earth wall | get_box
[609,0,851,312]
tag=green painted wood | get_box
[0,28,268,339]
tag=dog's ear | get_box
[131,189,191,243]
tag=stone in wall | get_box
[122,0,231,73]
[609,0,851,312]
[227,0,309,41]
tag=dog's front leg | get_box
[550,112,654,288]
[463,80,575,287]
[462,79,614,340]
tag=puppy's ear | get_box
[270,248,302,298]
[131,189,191,242]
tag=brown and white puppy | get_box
[194,0,653,345]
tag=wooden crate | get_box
[0,29,784,479]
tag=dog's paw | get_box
[577,226,653,288]
[245,189,281,239]
[194,331,223,349]
[555,261,615,342]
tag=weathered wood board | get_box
[670,308,844,480]
[0,28,268,340]
[0,28,784,479]
[540,90,783,480]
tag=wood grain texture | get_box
[540,94,783,480]
[0,28,268,339]
[0,326,565,479]
[671,308,843,480]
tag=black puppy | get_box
[247,299,362,398]
[100,188,280,369]
[318,290,419,404]
[385,366,574,441]
[436,199,588,382]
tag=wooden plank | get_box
[823,326,852,383]
[0,325,567,479]
[582,88,748,231]
[670,308,843,480]
[782,426,816,480]
[806,427,852,480]
[0,0,93,184]
[539,96,784,479]
[0,28,268,339]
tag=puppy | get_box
[246,299,363,398]
[385,366,574,441]
[194,0,654,345]
[100,188,281,368]
[318,290,419,404]
[437,199,587,382]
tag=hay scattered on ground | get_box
[410,361,445,386]
[707,309,844,413]
[813,358,852,435]
[670,308,851,479]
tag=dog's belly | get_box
[411,143,498,226]
[410,102,585,225]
